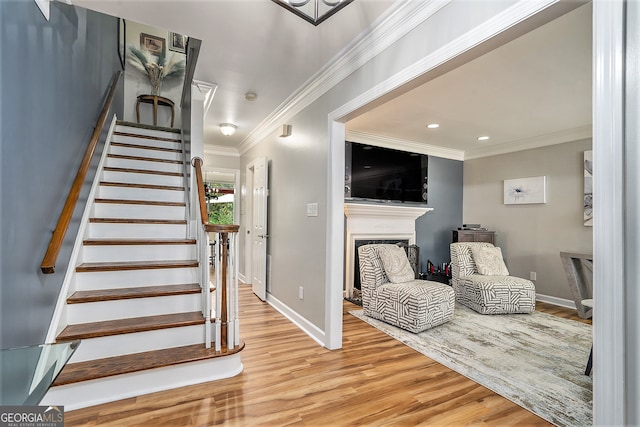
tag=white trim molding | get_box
[192,80,217,115]
[266,293,326,347]
[464,125,593,160]
[346,130,465,161]
[237,0,452,155]
[535,294,576,310]
[203,145,240,158]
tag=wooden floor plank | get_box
[64,286,590,426]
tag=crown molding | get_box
[346,130,465,161]
[238,0,451,155]
[463,125,592,160]
[204,144,240,158]
[192,80,217,114]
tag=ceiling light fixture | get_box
[477,136,490,141]
[245,92,257,102]
[271,0,355,26]
[426,123,440,129]
[220,123,237,136]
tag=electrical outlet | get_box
[299,286,304,300]
[530,271,537,281]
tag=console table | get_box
[136,94,175,127]
[452,229,495,244]
[560,251,593,319]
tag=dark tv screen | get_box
[346,141,428,204]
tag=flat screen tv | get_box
[345,141,428,204]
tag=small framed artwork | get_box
[169,32,187,53]
[503,176,547,205]
[140,33,165,56]
[584,150,593,226]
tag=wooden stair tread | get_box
[67,283,203,303]
[103,166,183,177]
[100,181,183,191]
[57,312,205,341]
[83,238,196,245]
[111,141,182,153]
[52,341,245,386]
[113,131,181,142]
[94,198,186,207]
[108,153,182,164]
[89,218,187,224]
[76,260,198,272]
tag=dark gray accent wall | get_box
[415,156,463,273]
[0,1,123,348]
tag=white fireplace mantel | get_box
[344,202,433,297]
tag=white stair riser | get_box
[109,145,182,161]
[115,125,181,142]
[102,170,183,187]
[106,157,183,173]
[74,267,199,290]
[42,354,242,411]
[94,203,185,220]
[111,135,181,152]
[98,186,185,203]
[88,222,187,239]
[82,244,196,263]
[67,294,202,323]
[68,324,206,362]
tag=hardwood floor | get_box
[65,286,591,426]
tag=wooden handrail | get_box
[41,70,123,274]
[191,157,209,225]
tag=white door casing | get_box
[249,157,268,301]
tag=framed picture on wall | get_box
[169,32,187,53]
[140,33,165,56]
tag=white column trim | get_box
[593,0,626,424]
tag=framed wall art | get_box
[169,32,187,53]
[584,150,593,226]
[503,176,547,205]
[140,33,165,56]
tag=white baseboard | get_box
[238,273,247,284]
[266,293,326,347]
[536,293,576,310]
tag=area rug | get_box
[350,305,592,426]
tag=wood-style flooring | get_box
[65,286,591,426]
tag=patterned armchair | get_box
[450,242,536,314]
[358,244,454,333]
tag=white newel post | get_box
[344,203,432,298]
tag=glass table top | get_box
[0,340,79,405]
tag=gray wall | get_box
[463,139,593,301]
[416,156,463,272]
[239,0,516,332]
[0,1,123,348]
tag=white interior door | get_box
[250,157,268,300]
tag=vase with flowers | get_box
[127,46,186,96]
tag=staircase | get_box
[42,122,243,410]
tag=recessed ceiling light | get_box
[426,123,440,129]
[477,136,490,141]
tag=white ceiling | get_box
[73,0,396,149]
[73,0,592,159]
[346,2,592,159]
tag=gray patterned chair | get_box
[358,244,455,333]
[450,242,536,314]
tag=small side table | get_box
[136,94,175,127]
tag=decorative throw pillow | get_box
[470,246,510,276]
[376,245,415,283]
